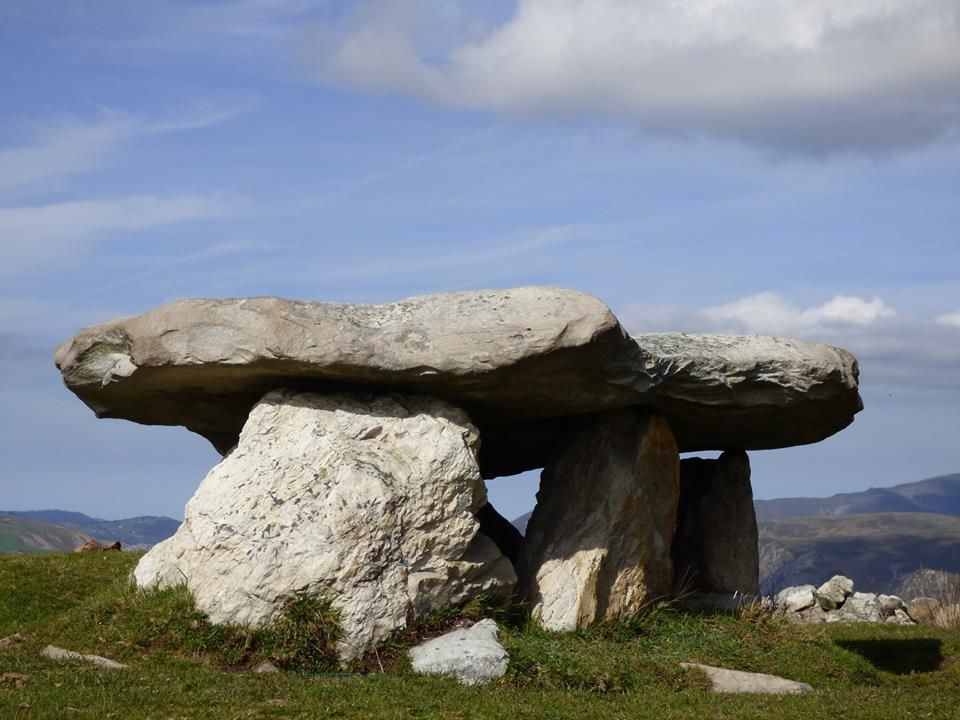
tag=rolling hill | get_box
[759,512,960,595]
[1,511,179,550]
[754,473,960,521]
[0,515,91,553]
[513,472,960,596]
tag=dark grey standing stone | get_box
[673,450,759,594]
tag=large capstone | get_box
[673,450,759,594]
[519,411,679,631]
[133,390,515,660]
[54,287,862,466]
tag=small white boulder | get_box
[817,575,854,611]
[409,619,509,686]
[776,585,817,613]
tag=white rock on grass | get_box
[134,391,516,660]
[680,663,812,694]
[41,645,127,670]
[409,619,509,686]
[776,585,817,613]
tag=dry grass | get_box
[904,570,960,629]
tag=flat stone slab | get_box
[42,645,127,670]
[55,287,861,464]
[681,662,812,694]
[409,619,509,685]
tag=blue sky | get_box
[1,1,959,522]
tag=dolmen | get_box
[55,287,862,658]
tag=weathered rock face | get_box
[817,575,855,610]
[776,585,817,613]
[54,287,862,465]
[133,390,516,660]
[673,450,759,594]
[519,411,679,631]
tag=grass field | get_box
[1,552,958,719]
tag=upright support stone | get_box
[673,450,759,594]
[519,410,679,631]
[134,390,516,660]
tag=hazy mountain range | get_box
[0,510,180,553]
[754,473,960,521]
[515,473,960,595]
[4,474,958,595]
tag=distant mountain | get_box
[2,510,180,548]
[0,515,91,554]
[755,473,960,521]
[511,474,960,532]
[5,510,108,525]
[510,473,960,597]
[759,512,960,595]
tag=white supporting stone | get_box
[134,390,516,660]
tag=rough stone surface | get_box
[519,411,679,631]
[795,605,828,624]
[886,609,915,625]
[817,575,855,611]
[74,539,103,553]
[133,391,516,660]
[55,287,862,463]
[878,594,906,614]
[680,663,812,695]
[827,592,882,623]
[776,585,817,613]
[475,502,524,566]
[673,450,759,594]
[408,619,509,686]
[779,580,916,625]
[41,645,127,670]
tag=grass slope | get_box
[759,512,960,594]
[0,516,89,554]
[2,553,959,719]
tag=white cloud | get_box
[304,0,960,153]
[703,292,896,335]
[622,292,960,391]
[0,97,256,192]
[0,195,233,278]
[936,311,960,327]
[0,113,138,191]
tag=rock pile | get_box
[775,575,914,624]
[55,286,863,658]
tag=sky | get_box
[1,0,959,523]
